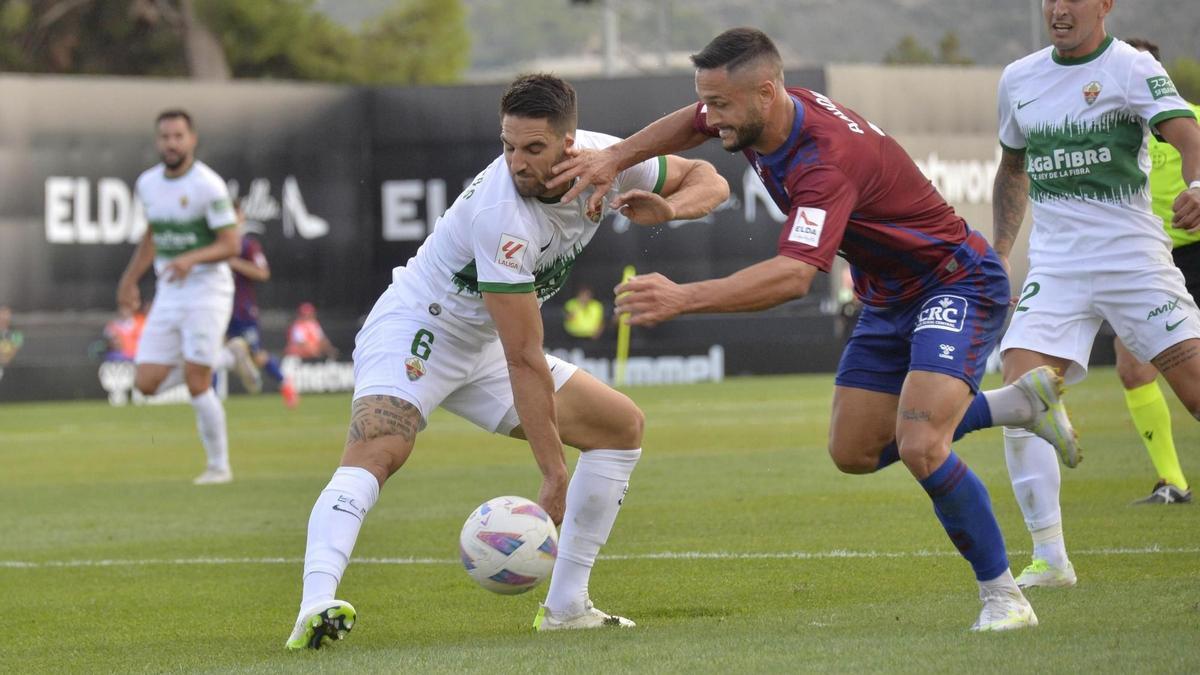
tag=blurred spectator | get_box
[563,285,605,339]
[0,306,23,382]
[286,302,339,360]
[104,303,148,362]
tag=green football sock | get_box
[1124,381,1188,491]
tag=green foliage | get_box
[937,30,973,65]
[883,34,934,65]
[0,0,469,84]
[884,31,974,66]
[359,0,470,85]
[1167,56,1200,103]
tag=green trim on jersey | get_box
[150,216,217,258]
[479,280,535,293]
[1051,34,1113,66]
[1148,109,1198,141]
[652,155,668,194]
[1023,110,1146,203]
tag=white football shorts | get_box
[352,289,578,434]
[1001,260,1200,383]
[135,296,233,368]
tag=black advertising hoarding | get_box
[0,69,838,402]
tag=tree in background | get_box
[0,0,469,84]
[884,31,973,66]
[359,0,468,85]
[883,35,934,65]
[1168,57,1200,103]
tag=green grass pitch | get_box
[2,369,1197,672]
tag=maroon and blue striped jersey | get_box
[694,87,990,307]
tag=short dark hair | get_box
[499,74,577,133]
[690,27,783,75]
[156,109,194,130]
[1125,37,1161,62]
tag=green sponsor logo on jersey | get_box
[150,216,216,257]
[1024,111,1145,203]
[1146,76,1178,100]
[453,244,584,300]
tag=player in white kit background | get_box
[991,0,1200,588]
[116,109,246,486]
[285,74,730,649]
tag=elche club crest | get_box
[1083,81,1102,106]
[405,356,426,381]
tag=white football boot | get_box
[534,599,635,631]
[1013,365,1081,468]
[286,600,357,650]
[971,589,1038,632]
[192,467,233,485]
[1015,558,1078,588]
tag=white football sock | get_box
[544,448,641,617]
[983,384,1036,427]
[978,567,1022,596]
[300,466,380,612]
[190,389,229,472]
[1003,427,1068,567]
[214,346,236,371]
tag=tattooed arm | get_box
[991,146,1030,274]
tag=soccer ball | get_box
[459,495,558,595]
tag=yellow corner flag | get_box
[614,265,636,387]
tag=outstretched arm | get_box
[614,255,818,327]
[991,146,1030,273]
[611,155,730,225]
[551,104,712,213]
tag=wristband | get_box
[1190,180,1200,191]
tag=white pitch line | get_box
[2,545,1198,570]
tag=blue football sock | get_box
[875,393,993,471]
[264,356,285,383]
[918,452,1008,581]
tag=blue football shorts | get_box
[835,251,1009,395]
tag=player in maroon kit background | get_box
[226,201,299,408]
[548,27,1080,632]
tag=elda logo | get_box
[1083,81,1102,106]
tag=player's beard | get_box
[161,150,190,171]
[722,111,766,153]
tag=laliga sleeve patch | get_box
[495,233,529,271]
[915,294,968,333]
[787,207,826,247]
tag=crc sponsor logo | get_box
[938,343,956,360]
[1082,80,1102,106]
[915,295,968,333]
[787,207,825,247]
[495,233,528,271]
[44,175,326,244]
